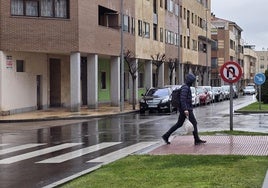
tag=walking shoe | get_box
[194,139,206,145]
[162,135,170,144]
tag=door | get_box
[50,59,61,107]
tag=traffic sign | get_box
[254,73,266,85]
[220,61,242,83]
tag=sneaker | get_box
[194,139,206,145]
[162,135,170,144]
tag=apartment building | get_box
[211,15,244,87]
[0,0,211,115]
[243,45,257,87]
[256,50,268,74]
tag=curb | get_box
[0,110,139,123]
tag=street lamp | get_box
[120,0,124,112]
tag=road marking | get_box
[36,142,121,163]
[43,142,158,188]
[0,144,8,147]
[0,143,81,164]
[0,143,46,155]
[87,142,158,164]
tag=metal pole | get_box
[230,83,233,131]
[177,2,182,84]
[120,0,124,112]
[259,85,261,110]
[205,8,209,85]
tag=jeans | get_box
[163,110,200,141]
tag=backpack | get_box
[171,87,182,108]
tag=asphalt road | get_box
[0,95,267,188]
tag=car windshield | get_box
[147,88,169,97]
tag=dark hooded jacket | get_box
[179,73,196,112]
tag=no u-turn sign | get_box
[220,61,242,83]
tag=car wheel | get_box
[140,109,145,114]
[167,103,173,113]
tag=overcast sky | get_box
[211,0,268,51]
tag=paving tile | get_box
[150,135,268,156]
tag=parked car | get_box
[243,86,256,95]
[221,85,230,100]
[212,87,224,102]
[191,86,200,106]
[196,86,212,105]
[232,85,239,98]
[139,87,173,113]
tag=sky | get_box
[211,0,268,51]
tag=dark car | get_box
[139,87,173,113]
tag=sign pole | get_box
[254,73,266,110]
[220,61,242,132]
[229,82,233,131]
[259,85,261,110]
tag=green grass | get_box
[237,101,268,111]
[59,131,268,188]
[59,155,268,188]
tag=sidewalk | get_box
[0,103,139,123]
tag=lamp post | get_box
[120,0,124,112]
[205,8,209,85]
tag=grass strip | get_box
[59,155,268,188]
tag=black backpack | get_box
[171,87,182,108]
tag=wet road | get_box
[0,95,267,188]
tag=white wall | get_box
[0,51,48,114]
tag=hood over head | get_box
[185,73,196,86]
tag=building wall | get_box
[0,51,48,114]
[0,0,79,54]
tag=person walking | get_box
[162,73,206,145]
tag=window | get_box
[99,6,118,28]
[138,73,144,88]
[211,58,218,68]
[11,0,69,18]
[160,28,163,42]
[123,15,129,32]
[153,24,157,40]
[144,22,150,38]
[131,17,135,34]
[138,20,142,36]
[16,60,24,72]
[101,72,106,89]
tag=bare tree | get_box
[151,53,166,87]
[124,49,142,110]
[167,58,177,85]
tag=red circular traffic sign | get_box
[220,61,242,83]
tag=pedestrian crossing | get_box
[0,141,158,165]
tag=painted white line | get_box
[87,142,158,164]
[43,142,157,188]
[0,144,8,147]
[0,143,46,155]
[36,142,121,163]
[0,143,82,164]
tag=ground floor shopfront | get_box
[0,51,208,115]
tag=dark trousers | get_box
[163,110,200,141]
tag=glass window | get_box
[101,72,106,89]
[11,0,69,18]
[25,1,38,16]
[144,22,150,38]
[16,60,24,72]
[41,0,53,17]
[11,0,23,15]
